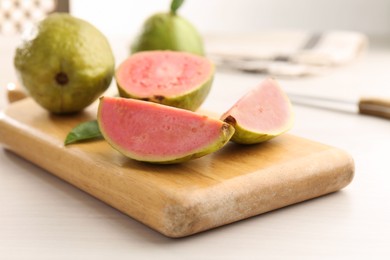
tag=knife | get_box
[288,93,390,119]
[208,33,324,76]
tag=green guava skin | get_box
[14,13,115,114]
[116,70,214,111]
[131,12,204,56]
[153,123,235,164]
[227,122,277,144]
[223,114,294,145]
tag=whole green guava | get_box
[131,0,204,56]
[14,13,115,114]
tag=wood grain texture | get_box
[0,98,354,237]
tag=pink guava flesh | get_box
[116,51,213,97]
[98,97,227,161]
[222,78,293,134]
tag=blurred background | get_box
[1,0,390,38]
[2,0,390,108]
[71,0,390,37]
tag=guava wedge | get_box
[115,50,214,111]
[14,13,115,114]
[98,96,235,164]
[131,0,204,55]
[221,78,294,144]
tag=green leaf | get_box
[64,120,103,145]
[170,0,184,14]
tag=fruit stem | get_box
[170,0,184,15]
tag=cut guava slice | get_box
[115,51,214,111]
[221,78,294,144]
[98,96,235,164]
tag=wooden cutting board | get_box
[0,98,354,238]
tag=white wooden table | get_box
[1,35,390,259]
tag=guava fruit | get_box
[131,0,204,56]
[116,50,214,111]
[14,13,115,114]
[98,96,235,164]
[221,78,294,144]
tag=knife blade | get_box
[208,33,324,76]
[288,93,390,119]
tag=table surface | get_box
[1,34,390,259]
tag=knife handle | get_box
[358,97,390,119]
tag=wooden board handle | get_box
[358,97,390,119]
[7,82,28,103]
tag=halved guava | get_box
[115,51,214,111]
[221,78,294,144]
[98,96,234,164]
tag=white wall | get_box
[70,0,390,37]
